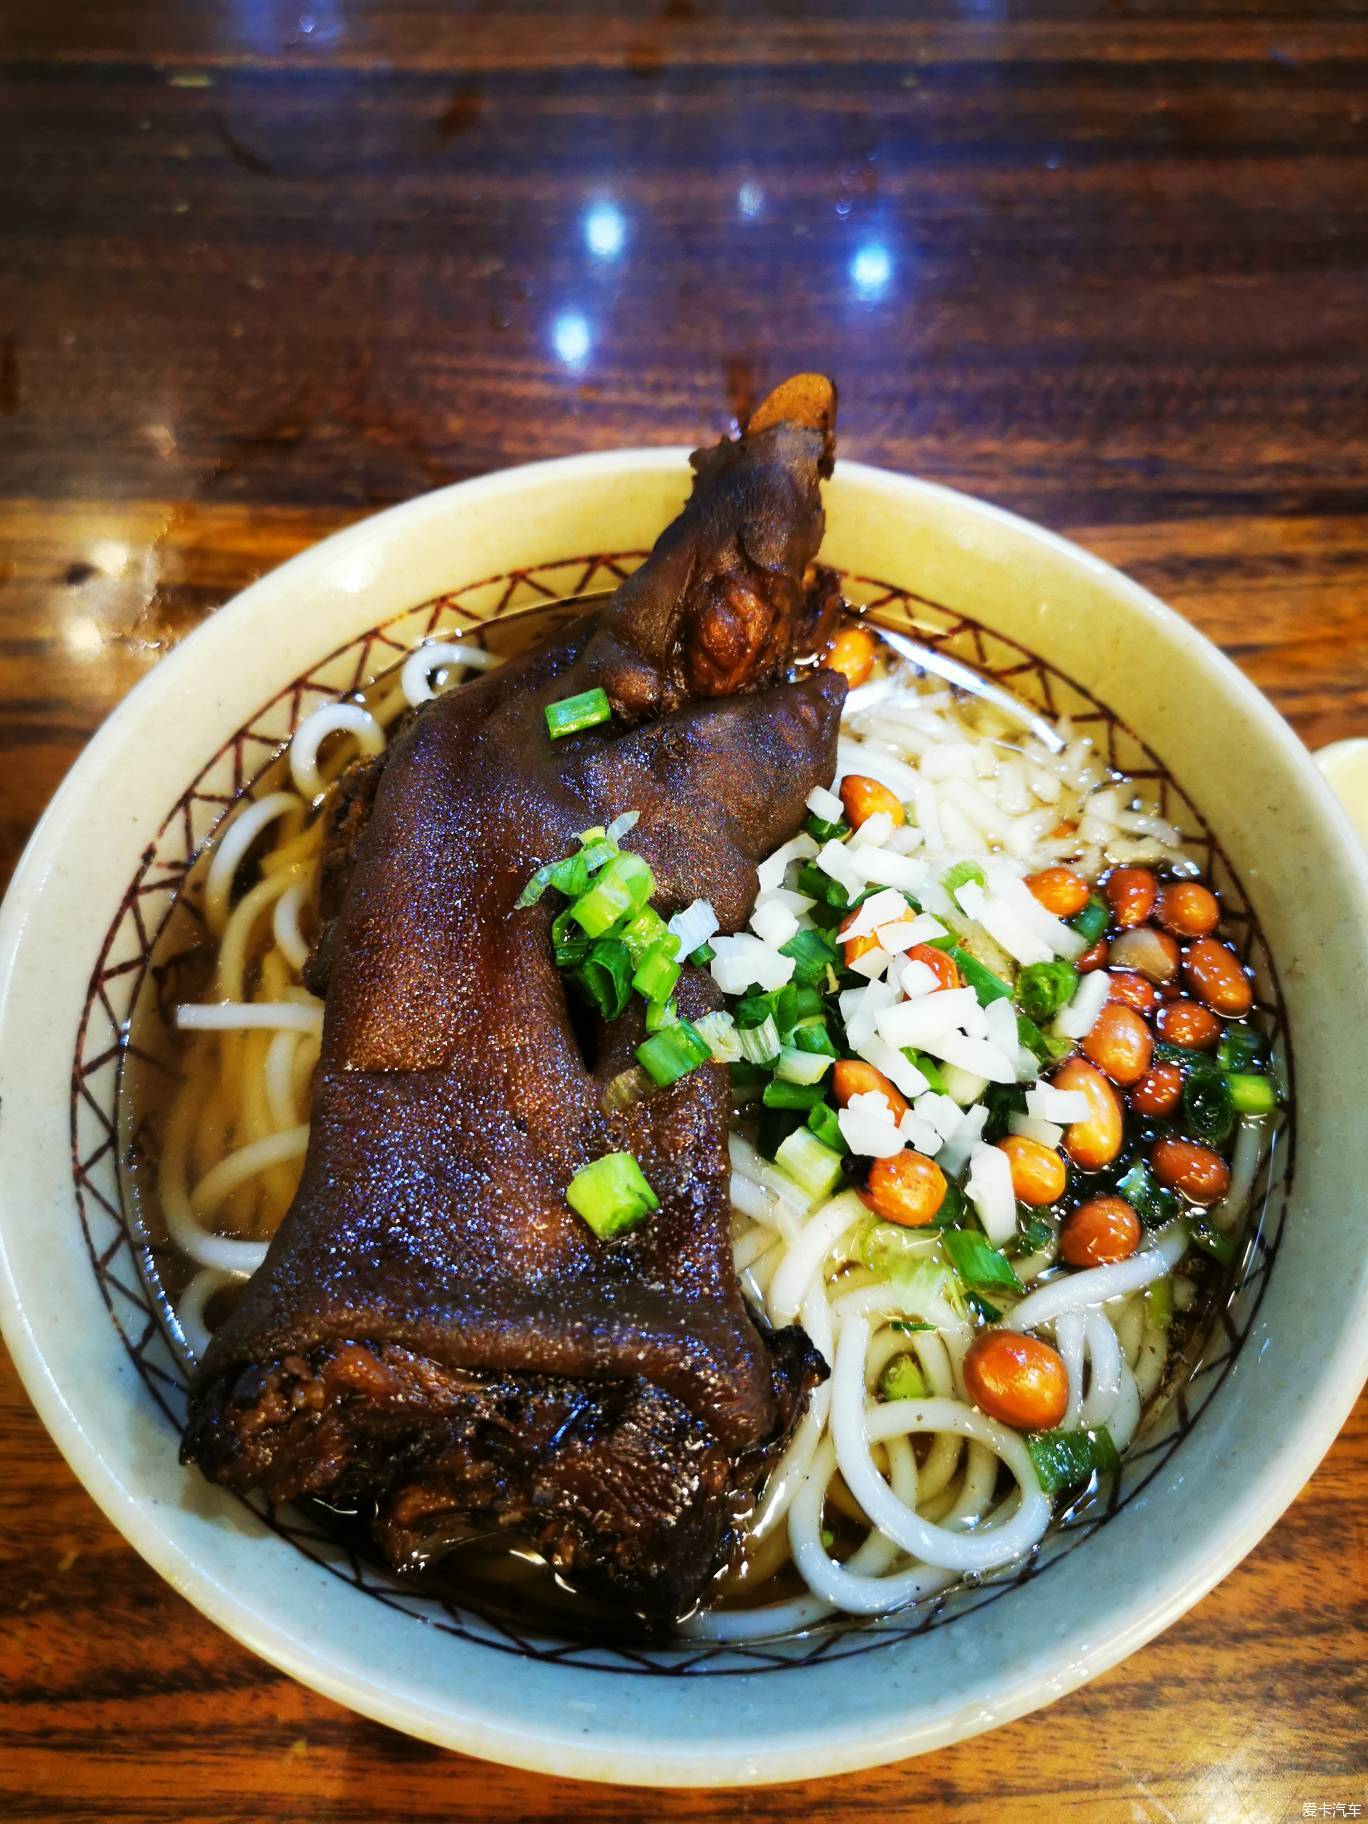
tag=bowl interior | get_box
[2,453,1364,1784]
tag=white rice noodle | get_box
[830,1316,1052,1575]
[1055,1308,1087,1429]
[836,737,922,803]
[177,1000,325,1035]
[1211,1115,1267,1232]
[289,702,386,801]
[176,1265,241,1360]
[399,639,499,706]
[1008,1225,1189,1332]
[271,879,311,973]
[768,1191,866,1328]
[202,791,300,936]
[1079,1309,1123,1429]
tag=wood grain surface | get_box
[1,3,1365,1819]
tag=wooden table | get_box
[2,4,1365,1818]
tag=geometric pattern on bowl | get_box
[70,552,1294,1675]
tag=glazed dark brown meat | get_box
[183,375,847,1620]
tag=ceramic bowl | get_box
[1,453,1365,1786]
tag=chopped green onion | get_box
[1144,1275,1173,1331]
[551,904,589,969]
[619,906,673,966]
[942,1227,1023,1295]
[688,940,716,966]
[763,1077,826,1110]
[738,1014,781,1065]
[1217,1027,1267,1073]
[632,940,681,1006]
[1015,959,1079,1024]
[733,992,777,1030]
[1182,1068,1235,1146]
[692,1010,741,1062]
[774,1126,845,1201]
[944,945,1012,1006]
[796,860,851,913]
[779,926,839,989]
[903,1049,945,1095]
[1115,1160,1180,1229]
[964,1290,1003,1323]
[931,1180,966,1230]
[1153,1038,1207,1069]
[1014,1212,1054,1255]
[572,937,633,1020]
[566,1151,658,1237]
[773,983,824,1036]
[942,860,986,898]
[1227,1071,1276,1116]
[981,1083,1028,1144]
[859,1231,968,1328]
[1070,894,1108,945]
[756,1106,806,1159]
[890,1317,934,1335]
[545,687,612,740]
[578,835,619,874]
[728,1060,769,1101]
[517,850,591,910]
[601,1066,651,1114]
[1017,1011,1073,1066]
[644,997,678,1033]
[806,1100,848,1154]
[791,1021,838,1059]
[635,1019,711,1087]
[878,1355,930,1402]
[570,851,656,938]
[1189,1218,1235,1264]
[1025,1426,1120,1495]
[804,811,850,843]
[775,1044,833,1086]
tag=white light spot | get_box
[583,201,626,260]
[89,539,129,577]
[551,312,592,368]
[737,181,764,218]
[850,242,892,300]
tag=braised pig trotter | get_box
[183,377,847,1620]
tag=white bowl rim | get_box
[1,448,1365,1786]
